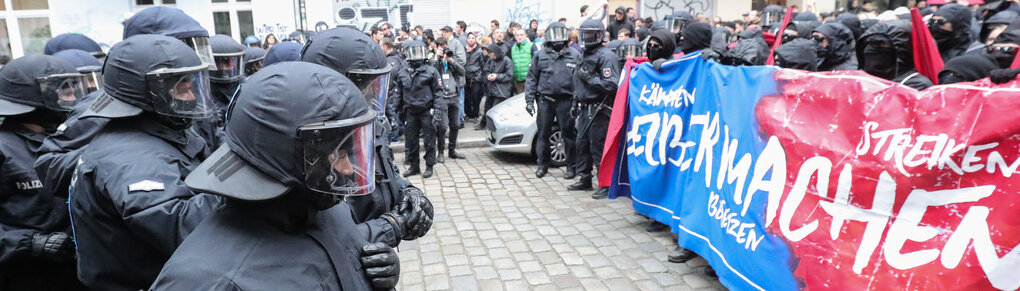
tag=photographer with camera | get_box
[431,38,467,163]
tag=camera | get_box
[444,49,454,57]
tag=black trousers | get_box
[574,104,609,181]
[479,96,506,126]
[435,98,460,154]
[464,82,484,119]
[404,111,436,167]
[536,96,576,167]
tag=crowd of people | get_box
[1,0,1019,289]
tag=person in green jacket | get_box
[511,28,537,94]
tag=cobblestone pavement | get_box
[394,148,727,291]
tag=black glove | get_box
[574,66,591,81]
[652,58,667,71]
[990,68,1020,84]
[431,109,443,126]
[526,101,536,116]
[31,232,74,262]
[570,102,580,118]
[702,49,721,62]
[360,242,399,290]
[398,187,433,240]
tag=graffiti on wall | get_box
[504,0,552,28]
[643,0,713,20]
[334,0,413,32]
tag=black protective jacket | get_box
[394,63,444,114]
[150,202,392,290]
[481,44,514,98]
[34,90,107,199]
[573,46,621,104]
[774,38,818,71]
[932,4,974,61]
[814,23,859,71]
[607,18,635,40]
[69,116,225,291]
[0,124,80,290]
[464,44,484,86]
[525,44,581,102]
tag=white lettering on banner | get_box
[638,82,696,108]
[627,108,1020,289]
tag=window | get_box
[237,10,253,40]
[0,21,10,62]
[17,17,46,54]
[133,0,175,8]
[211,0,253,42]
[213,11,231,36]
[11,0,45,10]
[0,0,50,57]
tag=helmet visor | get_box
[38,73,89,111]
[666,18,686,34]
[211,54,244,81]
[579,29,603,45]
[244,59,263,76]
[618,44,642,59]
[546,27,570,42]
[762,11,785,28]
[180,37,216,69]
[300,112,377,196]
[406,46,428,61]
[349,70,391,113]
[145,65,214,118]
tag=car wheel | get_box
[549,129,567,167]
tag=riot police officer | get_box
[299,27,433,236]
[394,40,443,179]
[665,11,695,54]
[34,6,215,209]
[44,33,106,62]
[150,62,407,290]
[616,38,643,64]
[525,22,580,179]
[570,19,620,200]
[52,49,104,92]
[68,34,225,291]
[243,46,266,77]
[194,34,246,149]
[0,55,89,290]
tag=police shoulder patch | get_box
[603,68,612,78]
[128,180,165,192]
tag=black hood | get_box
[211,35,245,55]
[122,6,208,39]
[814,22,856,68]
[836,13,863,40]
[939,54,999,83]
[774,38,818,71]
[648,29,677,61]
[993,18,1020,45]
[739,28,764,40]
[102,34,204,111]
[981,10,1018,43]
[53,49,102,72]
[486,43,506,59]
[794,11,819,22]
[932,4,974,50]
[793,21,822,38]
[299,27,389,75]
[44,33,103,56]
[679,22,713,54]
[859,20,914,69]
[0,55,78,112]
[724,38,769,66]
[263,41,303,67]
[711,27,733,52]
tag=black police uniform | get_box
[152,62,406,290]
[525,35,580,172]
[433,56,465,160]
[0,55,88,290]
[386,50,409,142]
[69,34,225,291]
[194,35,246,150]
[572,34,621,189]
[394,56,443,172]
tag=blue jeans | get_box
[458,87,465,123]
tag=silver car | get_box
[485,93,568,166]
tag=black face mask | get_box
[815,42,833,67]
[990,50,1016,69]
[930,27,955,47]
[647,41,670,61]
[409,59,425,68]
[549,41,566,52]
[863,46,899,80]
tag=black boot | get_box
[423,166,434,178]
[535,166,548,178]
[449,150,466,159]
[563,168,576,179]
[436,146,445,164]
[403,166,421,177]
[591,187,609,199]
[667,247,698,263]
[567,179,593,191]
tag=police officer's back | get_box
[150,62,405,290]
[525,22,581,179]
[69,34,224,291]
[0,55,89,290]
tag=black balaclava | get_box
[938,54,1000,84]
[858,20,914,81]
[678,22,713,54]
[862,42,899,79]
[930,4,973,53]
[549,41,566,52]
[814,23,855,70]
[990,19,1020,68]
[647,29,677,61]
[774,38,818,71]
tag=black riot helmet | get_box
[546,22,570,43]
[209,35,246,83]
[0,55,87,116]
[53,49,104,93]
[665,11,694,40]
[185,62,377,208]
[243,47,266,77]
[123,6,215,69]
[579,19,606,48]
[300,27,393,114]
[81,34,213,120]
[44,33,105,61]
[403,40,428,67]
[761,5,786,30]
[617,38,643,59]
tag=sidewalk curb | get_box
[391,138,490,153]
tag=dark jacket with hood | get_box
[774,38,818,71]
[525,32,582,102]
[481,43,514,98]
[679,22,713,54]
[858,20,933,91]
[814,23,858,71]
[932,4,974,62]
[607,6,636,40]
[966,10,1019,55]
[938,54,1000,84]
[711,27,733,53]
[792,12,822,39]
[464,41,484,86]
[988,18,1020,68]
[723,38,769,66]
[647,29,677,62]
[836,13,863,40]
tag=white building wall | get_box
[48,0,130,50]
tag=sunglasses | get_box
[647,43,663,49]
[928,18,948,27]
[987,46,1018,55]
[811,35,827,43]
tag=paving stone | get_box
[523,271,552,285]
[425,275,450,290]
[451,275,479,291]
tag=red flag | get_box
[1012,51,1020,69]
[766,7,795,66]
[910,7,944,85]
[598,57,646,188]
